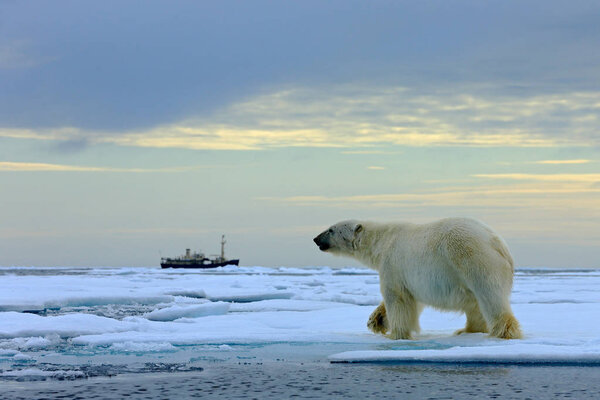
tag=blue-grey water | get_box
[2,363,600,399]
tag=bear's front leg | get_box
[381,286,420,340]
[367,302,388,334]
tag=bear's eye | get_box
[328,229,333,233]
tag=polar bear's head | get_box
[313,220,363,255]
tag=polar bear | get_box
[313,218,522,340]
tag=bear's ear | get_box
[354,223,363,235]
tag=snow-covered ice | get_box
[1,265,599,379]
[144,302,230,321]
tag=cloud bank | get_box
[2,86,599,151]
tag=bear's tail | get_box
[490,236,514,273]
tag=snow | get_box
[108,341,176,352]
[229,299,353,312]
[0,312,139,339]
[0,349,20,357]
[205,291,294,303]
[329,343,600,365]
[1,367,86,379]
[2,335,61,351]
[144,302,230,321]
[0,266,599,370]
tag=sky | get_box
[0,0,599,268]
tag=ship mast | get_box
[220,235,226,261]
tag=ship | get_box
[160,235,239,269]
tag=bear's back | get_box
[428,217,513,273]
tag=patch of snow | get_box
[229,299,353,312]
[108,341,176,352]
[164,290,206,298]
[206,291,294,303]
[329,342,600,365]
[144,302,230,321]
[0,312,137,339]
[1,368,85,379]
[0,349,20,357]
[3,334,61,350]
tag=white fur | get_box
[314,217,522,340]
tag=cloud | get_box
[0,162,209,173]
[473,173,600,182]
[0,162,109,172]
[341,150,402,155]
[3,1,600,132]
[0,127,67,141]
[259,181,600,210]
[3,85,599,151]
[533,159,593,164]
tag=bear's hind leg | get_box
[381,287,420,340]
[453,254,522,339]
[455,302,488,335]
[367,302,388,334]
[489,311,522,339]
[473,288,522,339]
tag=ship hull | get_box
[160,259,240,269]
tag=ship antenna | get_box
[221,234,226,260]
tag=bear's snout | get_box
[313,233,330,251]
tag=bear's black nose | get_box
[314,234,329,251]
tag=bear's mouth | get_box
[313,235,330,251]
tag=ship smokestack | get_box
[185,248,191,258]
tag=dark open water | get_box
[2,362,599,399]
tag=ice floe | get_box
[108,341,176,353]
[1,367,86,379]
[144,302,230,321]
[0,266,599,368]
[329,342,600,365]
